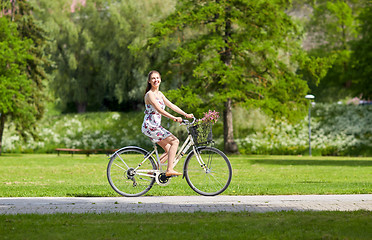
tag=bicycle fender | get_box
[109,146,150,160]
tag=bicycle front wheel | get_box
[184,146,232,196]
[107,147,156,197]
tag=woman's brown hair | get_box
[144,70,160,96]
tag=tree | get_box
[147,0,311,153]
[0,17,33,154]
[0,0,49,154]
[96,0,176,110]
[305,0,361,101]
[32,0,107,113]
[31,0,176,112]
[350,1,372,99]
[13,0,49,120]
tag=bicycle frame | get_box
[132,132,207,178]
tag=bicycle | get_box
[107,118,232,197]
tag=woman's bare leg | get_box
[158,135,180,175]
[159,143,170,164]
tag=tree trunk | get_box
[0,113,6,155]
[76,102,87,113]
[221,5,239,154]
[223,98,239,154]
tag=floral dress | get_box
[141,97,172,143]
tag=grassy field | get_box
[1,154,371,239]
[0,154,371,197]
[1,211,371,239]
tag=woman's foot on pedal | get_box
[165,170,182,176]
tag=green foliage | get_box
[33,0,109,112]
[0,16,44,148]
[31,0,176,112]
[147,0,315,153]
[259,73,309,122]
[298,55,335,87]
[238,103,372,156]
[232,107,269,139]
[15,0,50,118]
[0,18,32,115]
[0,0,50,155]
[149,0,311,123]
[166,86,205,115]
[304,0,365,102]
[3,103,371,156]
[350,1,372,99]
[307,0,359,50]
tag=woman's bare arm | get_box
[146,91,179,121]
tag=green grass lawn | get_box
[1,211,371,240]
[1,154,371,240]
[0,154,371,197]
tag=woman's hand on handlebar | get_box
[185,113,194,119]
[174,117,183,123]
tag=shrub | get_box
[2,104,371,156]
[237,103,372,156]
[2,112,153,153]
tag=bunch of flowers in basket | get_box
[199,110,220,124]
[190,110,219,144]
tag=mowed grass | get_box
[1,211,371,240]
[1,154,371,240]
[0,154,371,196]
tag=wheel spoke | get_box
[113,162,127,171]
[115,152,129,169]
[206,171,224,187]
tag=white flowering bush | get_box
[2,112,152,153]
[237,118,308,155]
[237,103,372,156]
[2,104,371,156]
[311,103,372,155]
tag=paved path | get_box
[0,195,371,215]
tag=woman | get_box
[142,70,194,176]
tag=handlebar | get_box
[180,117,197,126]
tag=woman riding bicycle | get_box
[142,70,194,177]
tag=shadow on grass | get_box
[66,193,110,197]
[250,159,372,167]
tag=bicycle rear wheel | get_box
[184,146,232,196]
[107,147,156,197]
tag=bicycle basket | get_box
[189,122,213,145]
